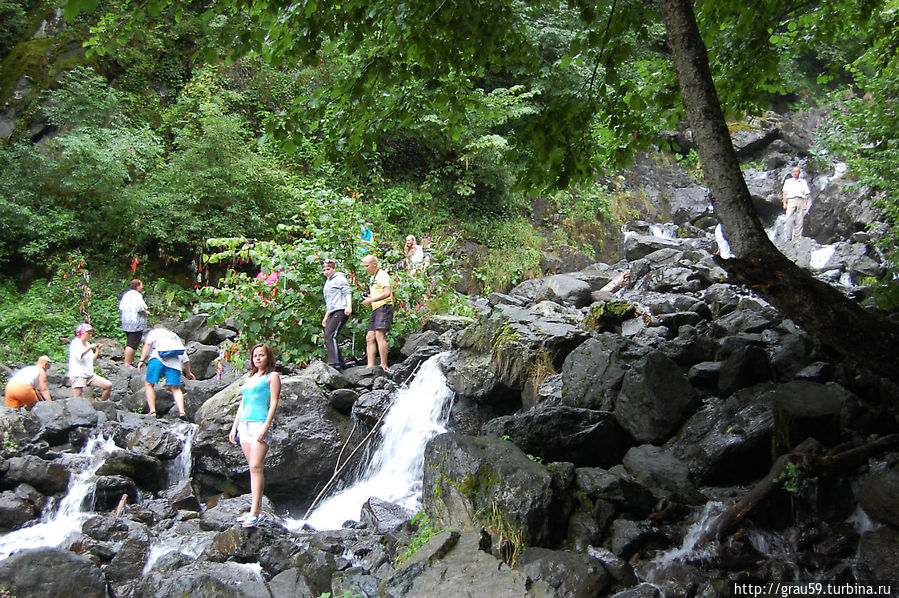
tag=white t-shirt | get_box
[145,327,188,370]
[9,364,42,387]
[783,177,810,200]
[119,289,148,332]
[67,337,95,379]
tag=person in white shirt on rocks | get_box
[782,166,812,242]
[119,278,150,368]
[67,323,112,401]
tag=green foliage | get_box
[198,188,461,366]
[0,254,194,365]
[0,0,28,59]
[0,67,162,263]
[466,218,544,294]
[811,5,898,279]
[775,461,803,493]
[395,511,442,566]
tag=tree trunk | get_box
[657,0,899,380]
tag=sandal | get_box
[241,515,259,528]
[147,411,157,417]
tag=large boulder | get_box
[446,302,587,404]
[483,406,633,468]
[560,334,634,410]
[423,433,559,547]
[509,274,593,307]
[613,351,699,444]
[858,466,899,528]
[663,384,776,485]
[2,454,70,494]
[381,530,555,598]
[0,547,107,598]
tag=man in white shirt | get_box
[119,279,149,368]
[782,166,811,241]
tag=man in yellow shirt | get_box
[361,255,394,371]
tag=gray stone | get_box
[614,351,699,444]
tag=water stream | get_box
[287,352,455,531]
[0,422,197,562]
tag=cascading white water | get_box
[0,433,121,560]
[165,422,198,483]
[0,422,199,562]
[287,353,455,531]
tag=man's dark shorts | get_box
[125,330,144,350]
[368,304,394,331]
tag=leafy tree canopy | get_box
[64,0,890,192]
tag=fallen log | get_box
[698,433,899,545]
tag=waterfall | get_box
[0,423,199,562]
[288,352,455,531]
[0,433,121,560]
[165,422,198,483]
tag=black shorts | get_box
[368,304,394,331]
[125,330,144,350]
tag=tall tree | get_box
[657,0,898,377]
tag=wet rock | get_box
[380,529,555,598]
[166,477,201,511]
[96,450,165,491]
[2,454,69,494]
[484,406,633,468]
[423,314,476,335]
[267,567,320,598]
[328,388,359,412]
[107,534,150,583]
[141,560,263,598]
[575,467,656,518]
[561,335,630,410]
[613,351,699,444]
[515,547,611,597]
[718,346,772,397]
[30,398,99,444]
[0,490,37,530]
[622,445,704,504]
[665,386,775,485]
[125,423,184,459]
[192,375,352,505]
[856,526,899,584]
[360,497,413,533]
[423,433,557,547]
[771,381,847,456]
[609,519,670,559]
[401,331,440,357]
[858,467,899,527]
[332,567,381,598]
[0,547,107,598]
[389,345,443,384]
[186,343,222,379]
[92,474,139,510]
[510,273,593,307]
[588,546,638,587]
[451,302,587,396]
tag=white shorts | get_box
[237,420,269,444]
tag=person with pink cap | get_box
[66,323,112,400]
